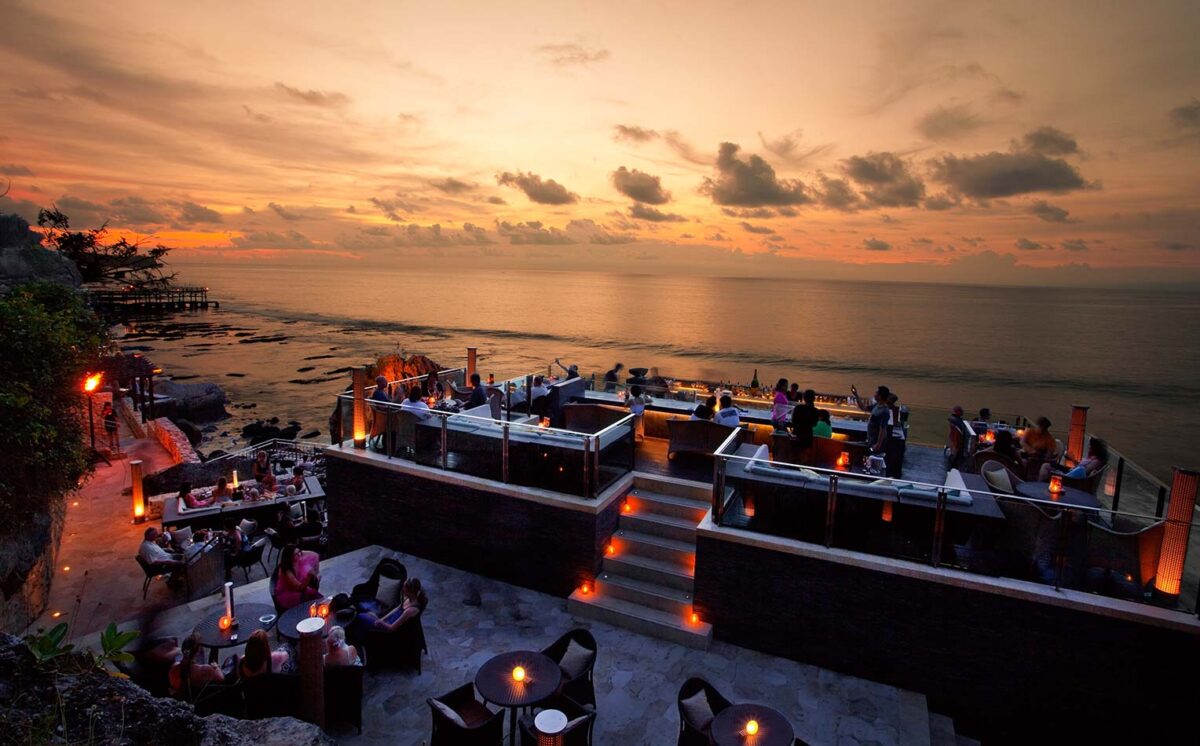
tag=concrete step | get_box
[632,474,712,503]
[627,488,709,523]
[603,553,694,592]
[620,511,697,544]
[568,589,711,649]
[897,690,932,746]
[929,713,956,746]
[614,529,695,568]
[597,571,693,615]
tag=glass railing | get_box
[364,368,467,403]
[713,441,1200,615]
[335,392,636,499]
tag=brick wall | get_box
[325,452,621,597]
[693,530,1200,742]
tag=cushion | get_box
[944,469,969,494]
[983,466,1013,494]
[563,714,591,733]
[290,503,305,521]
[558,638,593,680]
[899,487,974,506]
[431,698,466,728]
[238,519,257,536]
[750,444,769,465]
[746,461,809,481]
[377,575,403,608]
[680,689,714,731]
[172,526,193,545]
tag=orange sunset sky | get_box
[1,0,1198,285]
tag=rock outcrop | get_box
[0,501,65,634]
[0,634,333,745]
[0,243,82,295]
[155,379,228,422]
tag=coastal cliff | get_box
[0,215,80,295]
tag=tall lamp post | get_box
[84,373,111,467]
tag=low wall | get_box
[325,447,624,597]
[0,498,66,634]
[149,418,200,465]
[693,521,1200,742]
[116,396,146,439]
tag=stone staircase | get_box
[568,475,713,649]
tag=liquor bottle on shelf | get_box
[750,368,760,396]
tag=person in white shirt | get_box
[529,376,550,403]
[626,384,650,442]
[714,394,740,427]
[139,527,184,586]
[400,387,431,420]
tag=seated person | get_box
[275,545,322,609]
[1041,438,1108,482]
[994,429,1020,461]
[289,465,307,492]
[168,633,223,699]
[355,578,428,636]
[713,394,740,427]
[1020,416,1058,461]
[529,375,550,403]
[210,477,233,503]
[466,372,488,407]
[139,527,185,585]
[690,395,716,421]
[787,382,801,402]
[238,629,289,679]
[179,482,213,510]
[252,450,272,482]
[813,409,833,439]
[324,626,359,667]
[399,386,432,420]
[184,529,213,562]
[424,370,444,399]
[370,375,391,403]
[259,471,278,494]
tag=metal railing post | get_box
[1110,456,1125,514]
[440,415,448,470]
[1156,485,1167,518]
[712,457,724,525]
[583,436,592,499]
[502,423,510,483]
[931,488,947,566]
[1053,509,1072,590]
[824,475,839,548]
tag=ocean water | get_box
[126,264,1198,486]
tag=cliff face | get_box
[0,244,82,295]
[0,500,65,634]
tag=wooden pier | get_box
[86,286,219,314]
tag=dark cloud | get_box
[485,196,507,205]
[741,222,775,235]
[629,204,686,222]
[862,238,891,251]
[992,88,1025,104]
[1156,240,1193,251]
[662,131,712,165]
[273,82,350,108]
[0,164,34,176]
[496,220,572,245]
[701,142,810,207]
[613,125,659,143]
[430,178,474,194]
[567,219,636,245]
[722,207,777,219]
[177,201,222,224]
[923,194,958,211]
[915,104,983,141]
[1021,126,1079,155]
[842,152,925,207]
[1028,199,1071,223]
[1061,239,1089,252]
[757,130,834,166]
[1169,99,1200,130]
[705,231,730,242]
[1015,237,1044,251]
[232,230,315,249]
[611,167,670,204]
[496,171,579,205]
[268,202,303,221]
[815,174,860,212]
[535,43,610,67]
[392,222,494,246]
[930,152,1087,199]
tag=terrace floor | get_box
[83,544,922,745]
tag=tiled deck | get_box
[102,545,919,745]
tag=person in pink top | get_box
[771,378,791,431]
[275,544,321,609]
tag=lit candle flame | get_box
[512,666,526,682]
[745,719,759,736]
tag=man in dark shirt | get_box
[603,362,624,393]
[866,385,892,455]
[790,389,819,448]
[467,372,488,407]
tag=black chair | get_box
[135,555,187,599]
[428,682,504,746]
[231,537,270,583]
[268,563,287,615]
[243,671,300,719]
[518,693,596,746]
[351,557,408,611]
[540,628,597,709]
[677,677,733,746]
[263,527,287,566]
[325,660,365,734]
[192,679,244,718]
[364,611,428,674]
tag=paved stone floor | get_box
[97,545,910,746]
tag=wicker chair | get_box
[350,558,408,611]
[364,610,428,674]
[540,628,598,709]
[230,538,269,583]
[980,459,1024,495]
[428,682,504,746]
[1062,464,1107,495]
[324,660,365,734]
[677,677,733,746]
[969,448,1021,476]
[1085,519,1165,599]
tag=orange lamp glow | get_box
[1048,475,1063,495]
[836,451,850,469]
[606,543,615,556]
[690,610,700,625]
[218,615,232,631]
[131,459,146,523]
[622,501,632,513]
[318,602,330,618]
[539,417,551,428]
[580,582,591,595]
[512,666,526,682]
[745,720,759,736]
[1154,468,1199,599]
[881,502,894,522]
[309,602,318,617]
[232,471,239,489]
[83,372,103,393]
[984,429,996,444]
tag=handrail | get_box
[364,367,467,396]
[345,393,589,438]
[204,438,325,464]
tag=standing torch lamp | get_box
[1153,467,1199,606]
[1066,405,1089,466]
[83,373,111,466]
[131,459,146,523]
[352,367,367,449]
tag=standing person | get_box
[101,402,119,451]
[626,384,650,441]
[603,362,624,393]
[854,385,893,456]
[771,379,790,431]
[553,358,580,380]
[946,405,970,471]
[790,389,819,451]
[466,372,488,407]
[787,383,801,402]
[713,394,741,427]
[370,375,390,403]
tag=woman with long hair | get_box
[168,633,223,699]
[771,378,790,430]
[238,629,289,679]
[275,544,321,609]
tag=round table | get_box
[277,598,333,642]
[711,703,795,746]
[1014,481,1100,511]
[475,650,561,744]
[193,602,277,663]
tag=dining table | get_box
[192,602,277,663]
[474,649,562,745]
[710,702,796,746]
[1014,481,1102,511]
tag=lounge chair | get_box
[676,677,733,746]
[325,660,365,734]
[667,419,736,459]
[540,628,598,709]
[428,682,504,746]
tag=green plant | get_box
[24,622,74,666]
[96,623,139,668]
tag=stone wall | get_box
[0,496,65,634]
[116,395,147,439]
[693,527,1200,743]
[150,417,201,464]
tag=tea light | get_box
[309,602,318,617]
[1049,475,1063,496]
[318,602,330,618]
[219,615,233,631]
[512,666,526,682]
[745,719,759,736]
[836,451,850,469]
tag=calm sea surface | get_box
[128,264,1198,484]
